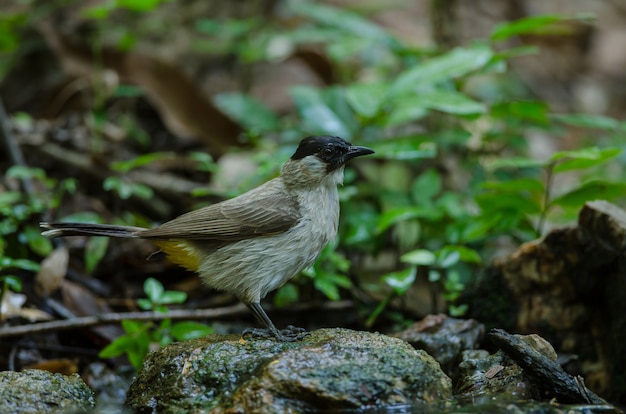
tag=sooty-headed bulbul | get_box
[41,136,374,341]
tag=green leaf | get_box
[460,213,503,242]
[438,245,482,265]
[382,267,416,295]
[127,347,148,371]
[58,212,103,224]
[314,275,339,301]
[552,113,621,130]
[415,91,487,115]
[130,183,154,200]
[0,257,40,272]
[20,226,53,256]
[214,93,279,133]
[160,290,187,305]
[475,192,541,214]
[491,15,564,41]
[389,45,493,96]
[344,81,388,118]
[486,157,547,170]
[112,85,144,97]
[376,206,443,233]
[437,249,460,268]
[436,192,467,219]
[121,319,145,334]
[428,269,441,282]
[411,168,442,205]
[449,304,468,317]
[103,177,130,199]
[118,0,164,12]
[382,100,428,127]
[491,101,549,124]
[6,166,46,180]
[144,278,164,303]
[85,236,109,274]
[274,283,300,307]
[492,45,540,60]
[551,147,621,173]
[314,272,351,301]
[401,249,436,266]
[0,191,21,207]
[137,298,152,311]
[286,0,397,45]
[549,180,626,208]
[82,4,113,19]
[110,152,175,173]
[99,335,134,359]
[290,86,351,138]
[187,152,218,173]
[170,321,214,341]
[1,275,22,292]
[371,135,437,161]
[481,178,545,194]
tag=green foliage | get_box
[0,166,74,304]
[103,176,153,200]
[99,278,213,370]
[0,272,25,318]
[490,14,594,41]
[6,1,622,328]
[138,277,188,313]
[212,3,624,322]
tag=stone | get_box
[0,369,94,413]
[125,328,452,413]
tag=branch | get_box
[0,300,354,339]
[488,328,607,405]
[0,304,247,339]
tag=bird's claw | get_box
[242,325,308,342]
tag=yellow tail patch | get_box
[152,240,201,272]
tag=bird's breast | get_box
[294,181,340,246]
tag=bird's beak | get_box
[346,145,375,161]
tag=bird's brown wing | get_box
[138,179,301,242]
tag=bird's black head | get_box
[291,136,374,172]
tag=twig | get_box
[488,328,607,405]
[0,304,248,339]
[0,96,34,193]
[35,141,172,218]
[0,300,355,339]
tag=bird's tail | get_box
[41,222,147,239]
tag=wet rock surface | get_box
[392,314,484,376]
[455,349,533,403]
[125,328,453,413]
[0,369,95,413]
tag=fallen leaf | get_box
[35,246,69,297]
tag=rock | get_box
[391,314,484,375]
[455,331,622,413]
[0,369,95,413]
[455,350,533,403]
[469,200,626,402]
[125,328,452,413]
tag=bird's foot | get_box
[242,325,308,342]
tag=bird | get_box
[41,135,374,341]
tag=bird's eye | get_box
[320,147,334,158]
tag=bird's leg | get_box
[242,302,307,342]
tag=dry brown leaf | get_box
[24,358,79,376]
[37,20,241,157]
[60,280,122,342]
[35,246,69,297]
[0,290,54,321]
